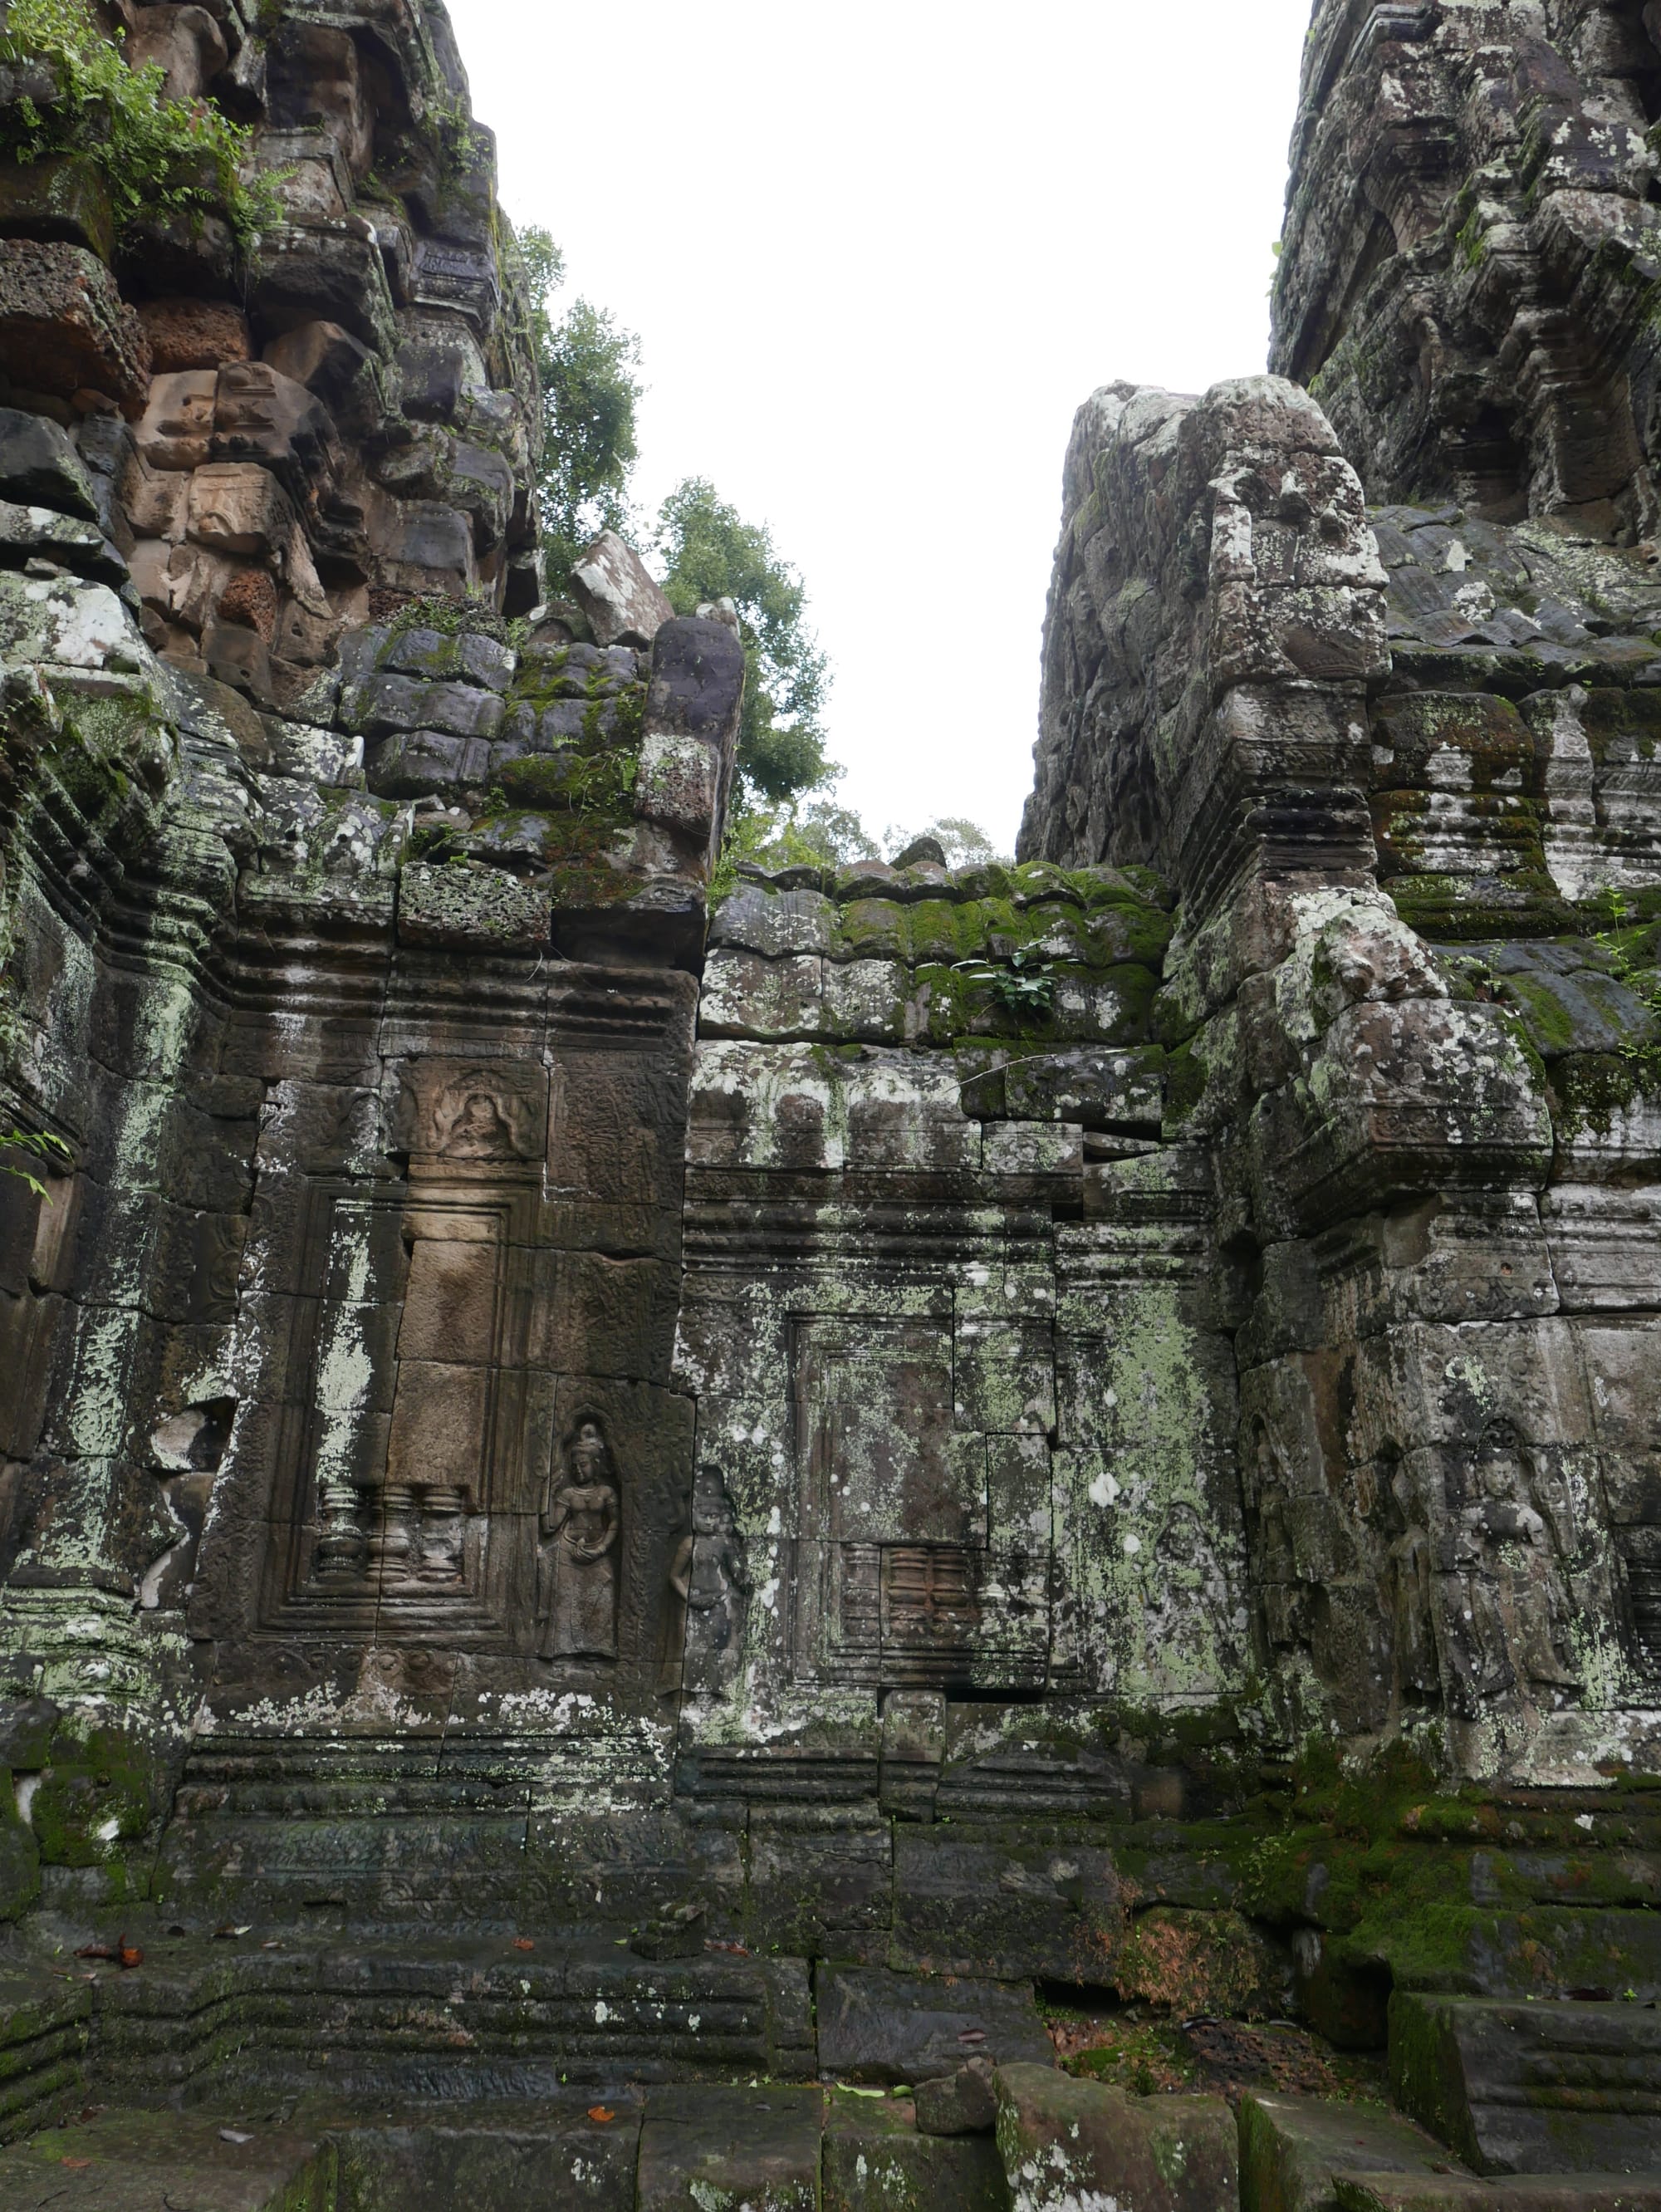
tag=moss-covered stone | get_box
[0,1788,39,1922]
[28,1723,156,1871]
[1390,872,1577,939]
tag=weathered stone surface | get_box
[818,1969,1052,2083]
[138,299,251,375]
[992,2066,1239,2212]
[0,152,116,263]
[0,239,149,405]
[0,2107,326,2210]
[1239,2092,1469,2212]
[914,2058,998,2136]
[0,407,97,518]
[7,0,1661,2160]
[331,2111,641,2212]
[825,2094,1007,2211]
[636,2085,823,2210]
[1335,2184,1661,2212]
[570,527,676,647]
[1391,1994,1661,2176]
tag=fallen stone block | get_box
[914,2058,998,2135]
[0,406,98,518]
[0,500,127,586]
[826,2092,1007,2210]
[637,2083,823,2211]
[993,2064,1238,2212]
[571,526,674,646]
[818,1966,1053,2083]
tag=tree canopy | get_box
[515,234,835,814]
[715,802,1007,886]
[655,478,832,809]
[519,226,642,587]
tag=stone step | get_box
[637,2085,823,2210]
[1239,2089,1470,2212]
[1,1934,815,2105]
[115,1935,814,2095]
[0,1937,1061,2109]
[1335,2179,1661,2212]
[324,2107,643,2212]
[0,1969,91,2142]
[1389,1993,1661,2175]
[0,2089,1001,2212]
[0,2107,328,2211]
[16,2075,1610,2212]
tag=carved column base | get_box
[415,1485,467,1583]
[313,1479,370,1580]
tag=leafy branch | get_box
[2,1126,72,1201]
[953,946,1057,1022]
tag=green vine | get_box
[0,0,282,252]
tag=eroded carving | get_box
[538,1415,621,1660]
[681,1463,748,1699]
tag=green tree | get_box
[884,817,1005,866]
[708,798,875,904]
[520,225,643,589]
[655,478,832,807]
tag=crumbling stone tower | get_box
[0,0,1659,2200]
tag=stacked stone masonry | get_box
[2,0,1661,2203]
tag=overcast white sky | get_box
[448,0,1315,856]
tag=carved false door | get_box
[261,1058,547,1648]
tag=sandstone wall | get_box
[2,0,1659,2106]
[0,1,745,1931]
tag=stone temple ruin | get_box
[4,0,1661,2202]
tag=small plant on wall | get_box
[0,0,282,251]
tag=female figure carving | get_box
[538,1417,620,1659]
